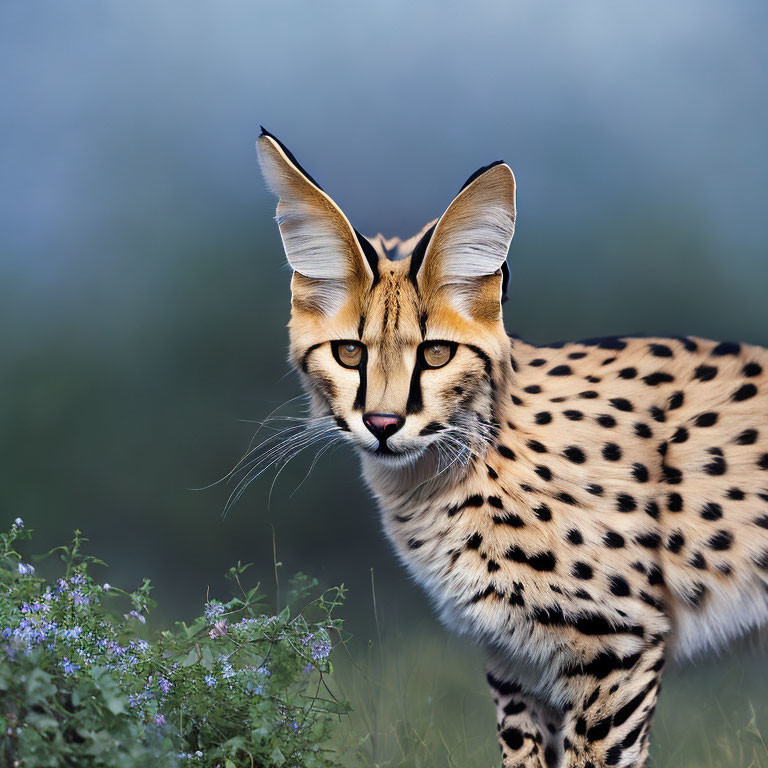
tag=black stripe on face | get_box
[352,345,368,411]
[406,349,426,414]
[466,344,493,378]
[299,342,325,373]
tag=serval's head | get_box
[257,129,516,472]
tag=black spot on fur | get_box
[534,504,552,522]
[736,429,758,445]
[618,367,637,379]
[524,384,542,394]
[667,532,685,554]
[667,493,683,512]
[603,531,625,549]
[634,423,653,439]
[528,440,548,453]
[501,727,524,751]
[530,358,547,367]
[493,512,526,528]
[535,411,553,425]
[602,443,622,461]
[535,465,552,481]
[610,576,631,597]
[732,383,758,402]
[447,494,484,517]
[505,546,557,571]
[573,562,594,579]
[704,455,727,476]
[597,414,617,428]
[668,391,685,410]
[617,493,637,512]
[645,500,661,519]
[609,397,633,412]
[726,487,745,500]
[712,341,740,356]
[498,445,517,460]
[650,343,674,357]
[649,406,666,423]
[743,362,763,377]
[549,365,572,376]
[631,463,649,483]
[564,446,586,464]
[701,502,724,520]
[695,364,718,381]
[671,426,689,443]
[643,372,675,386]
[466,532,483,549]
[567,529,584,545]
[708,530,733,551]
[587,483,604,496]
[695,412,718,428]
[564,409,584,421]
[636,532,662,549]
[689,552,707,570]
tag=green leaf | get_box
[270,745,286,766]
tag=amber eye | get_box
[332,341,364,369]
[422,342,455,369]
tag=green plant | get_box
[0,519,350,767]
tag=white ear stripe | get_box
[433,163,516,280]
[256,134,368,283]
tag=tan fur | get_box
[257,133,768,767]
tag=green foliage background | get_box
[1,2,768,765]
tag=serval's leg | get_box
[487,669,563,768]
[558,637,666,768]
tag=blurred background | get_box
[2,1,767,765]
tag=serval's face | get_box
[257,129,516,468]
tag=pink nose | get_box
[363,413,404,441]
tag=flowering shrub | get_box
[0,519,350,767]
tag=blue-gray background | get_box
[2,2,767,759]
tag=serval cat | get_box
[254,128,768,767]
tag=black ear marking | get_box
[500,261,510,305]
[459,159,506,192]
[354,230,380,287]
[408,222,437,288]
[259,126,325,190]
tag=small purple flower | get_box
[102,583,111,592]
[256,665,271,677]
[158,677,172,694]
[70,589,90,606]
[204,674,216,688]
[17,563,34,576]
[13,517,24,528]
[291,720,299,731]
[60,657,80,675]
[154,714,166,726]
[204,601,225,623]
[124,610,145,624]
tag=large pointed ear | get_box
[256,128,375,313]
[416,161,516,318]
